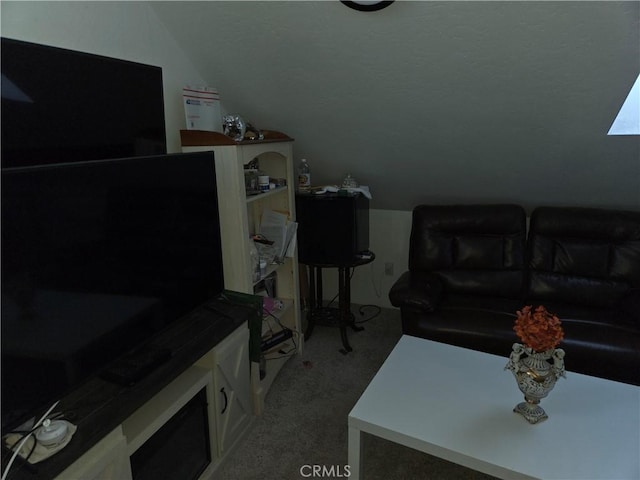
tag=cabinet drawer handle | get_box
[220,387,228,414]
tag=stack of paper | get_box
[260,209,297,263]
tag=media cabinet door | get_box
[213,325,252,455]
[195,324,252,458]
[54,426,132,480]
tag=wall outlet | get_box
[384,262,394,276]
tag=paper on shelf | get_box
[285,225,297,258]
[183,85,222,132]
[260,209,297,262]
[323,185,372,199]
[261,208,288,228]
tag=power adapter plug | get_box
[35,419,68,447]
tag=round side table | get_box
[303,251,375,353]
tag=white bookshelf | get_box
[181,130,302,415]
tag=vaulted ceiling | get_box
[151,1,639,211]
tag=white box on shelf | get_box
[183,85,222,132]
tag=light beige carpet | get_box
[213,306,498,480]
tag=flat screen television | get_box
[1,152,224,432]
[1,37,167,168]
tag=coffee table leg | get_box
[348,425,362,479]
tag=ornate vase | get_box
[505,343,566,424]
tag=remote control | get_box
[100,345,172,386]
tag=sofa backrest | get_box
[527,207,640,308]
[409,204,527,297]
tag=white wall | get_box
[0,1,205,153]
[152,1,640,213]
[351,208,412,308]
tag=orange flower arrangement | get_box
[514,305,564,352]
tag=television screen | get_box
[1,37,167,168]
[1,152,224,431]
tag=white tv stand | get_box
[53,324,252,480]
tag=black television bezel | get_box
[1,37,167,168]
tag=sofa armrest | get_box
[614,288,640,327]
[389,271,444,312]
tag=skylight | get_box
[608,74,640,135]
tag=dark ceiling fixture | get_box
[341,1,394,12]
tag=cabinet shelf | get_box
[246,186,287,204]
[180,129,293,147]
[262,299,294,332]
[254,264,279,288]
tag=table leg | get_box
[304,265,316,341]
[348,425,362,480]
[344,267,364,333]
[315,267,323,308]
[338,267,353,352]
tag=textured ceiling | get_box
[151,1,640,211]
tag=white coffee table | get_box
[348,335,640,480]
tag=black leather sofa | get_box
[389,204,640,386]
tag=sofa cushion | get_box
[614,288,640,327]
[454,235,504,269]
[409,204,527,297]
[436,270,525,297]
[388,271,444,313]
[401,297,521,358]
[527,207,640,308]
[402,297,640,385]
[527,272,629,309]
[560,318,640,385]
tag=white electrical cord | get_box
[1,400,60,480]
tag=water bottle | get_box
[298,158,311,192]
